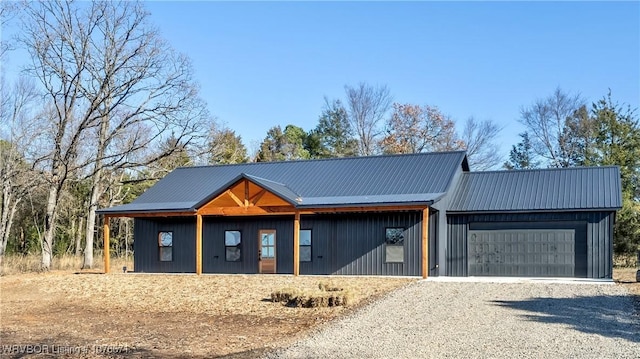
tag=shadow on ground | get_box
[493,295,640,343]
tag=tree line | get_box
[505,88,640,255]
[1,1,638,271]
[253,84,502,171]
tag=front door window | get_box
[259,230,276,273]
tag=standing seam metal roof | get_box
[447,166,622,212]
[98,151,468,214]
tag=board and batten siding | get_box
[133,211,432,276]
[446,211,614,279]
[330,212,422,276]
[133,217,196,273]
[202,212,425,276]
[202,216,294,274]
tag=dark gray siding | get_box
[133,217,196,273]
[202,216,294,274]
[430,159,466,276]
[134,211,429,276]
[446,211,614,278]
[447,215,468,276]
[296,216,336,275]
[203,212,424,275]
[331,212,422,276]
[429,210,438,276]
[587,212,615,279]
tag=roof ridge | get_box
[242,173,302,199]
[174,150,469,170]
[466,165,619,175]
[241,173,286,186]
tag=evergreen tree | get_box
[504,133,539,170]
[308,99,358,158]
[588,92,640,255]
[256,125,310,162]
[208,127,248,165]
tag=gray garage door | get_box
[468,229,575,277]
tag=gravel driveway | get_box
[265,280,639,358]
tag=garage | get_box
[465,220,589,277]
[445,167,621,279]
[468,229,575,277]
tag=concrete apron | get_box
[424,276,615,284]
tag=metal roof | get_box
[192,172,303,208]
[99,151,468,214]
[448,166,622,213]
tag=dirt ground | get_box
[2,269,638,358]
[0,272,415,358]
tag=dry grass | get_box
[614,254,638,268]
[613,268,640,294]
[0,253,134,275]
[0,271,415,358]
[2,261,636,358]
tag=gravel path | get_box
[265,280,640,358]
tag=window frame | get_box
[299,229,312,262]
[158,231,173,262]
[224,230,242,262]
[384,227,405,264]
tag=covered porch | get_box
[102,175,432,278]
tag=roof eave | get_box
[297,200,436,210]
[97,208,197,216]
[446,207,622,215]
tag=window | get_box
[158,231,173,261]
[300,229,312,262]
[225,230,242,262]
[385,227,404,263]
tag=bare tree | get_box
[380,103,460,154]
[0,78,40,268]
[0,1,18,59]
[20,1,208,270]
[519,87,585,167]
[460,117,503,170]
[344,83,392,156]
[80,1,208,269]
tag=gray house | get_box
[98,151,621,279]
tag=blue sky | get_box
[4,1,640,160]
[143,1,639,157]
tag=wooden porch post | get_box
[196,214,203,275]
[103,215,110,274]
[422,207,430,279]
[293,211,300,276]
